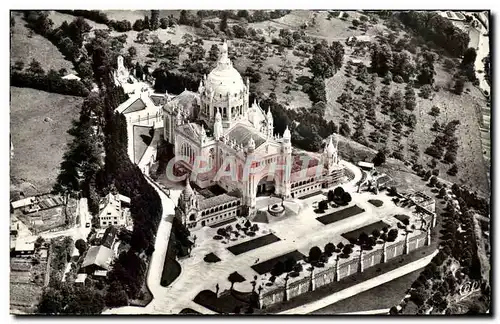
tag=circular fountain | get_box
[268,199,286,217]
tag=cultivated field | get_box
[10,87,83,196]
[10,12,75,73]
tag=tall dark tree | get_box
[150,10,160,30]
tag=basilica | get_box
[163,41,345,229]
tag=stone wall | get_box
[258,231,431,309]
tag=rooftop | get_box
[15,240,35,252]
[82,245,114,270]
[226,125,266,149]
[199,194,240,210]
[122,98,147,114]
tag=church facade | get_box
[164,42,345,229]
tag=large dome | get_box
[205,42,245,98]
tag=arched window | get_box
[208,148,215,170]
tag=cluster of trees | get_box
[370,43,416,83]
[425,120,460,166]
[22,11,95,84]
[408,186,487,313]
[270,257,302,278]
[133,10,176,32]
[271,28,306,48]
[53,95,103,197]
[152,65,199,94]
[451,47,478,95]
[178,10,291,28]
[397,11,470,57]
[301,40,344,104]
[307,40,344,79]
[10,66,89,97]
[451,183,490,217]
[38,282,105,314]
[215,221,259,240]
[326,187,352,206]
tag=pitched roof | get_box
[177,122,203,139]
[149,94,165,106]
[226,125,266,149]
[82,245,114,270]
[101,226,118,248]
[122,98,147,114]
[199,194,239,210]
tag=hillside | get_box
[10,87,83,197]
[10,12,74,73]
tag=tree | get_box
[448,164,458,176]
[284,257,297,272]
[208,44,220,62]
[372,229,381,238]
[75,239,87,255]
[461,48,477,67]
[324,243,335,256]
[388,186,398,196]
[327,190,335,202]
[105,283,129,307]
[133,19,145,31]
[219,11,229,32]
[333,186,345,198]
[150,10,160,30]
[128,46,137,58]
[28,59,44,75]
[429,176,438,186]
[387,228,398,242]
[430,105,440,117]
[308,246,322,264]
[342,192,352,204]
[420,84,432,99]
[271,261,285,276]
[143,15,150,30]
[318,200,328,211]
[372,150,386,166]
[342,245,353,256]
[453,77,466,95]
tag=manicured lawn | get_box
[251,250,305,275]
[341,220,389,241]
[133,125,153,164]
[298,191,324,200]
[160,230,182,287]
[310,269,422,314]
[179,308,201,314]
[204,253,221,263]
[316,205,365,225]
[10,87,83,196]
[368,199,384,207]
[193,289,254,314]
[227,233,281,256]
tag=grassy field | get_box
[10,87,83,196]
[10,12,75,73]
[310,269,422,314]
[316,205,365,225]
[226,233,281,255]
[48,10,108,30]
